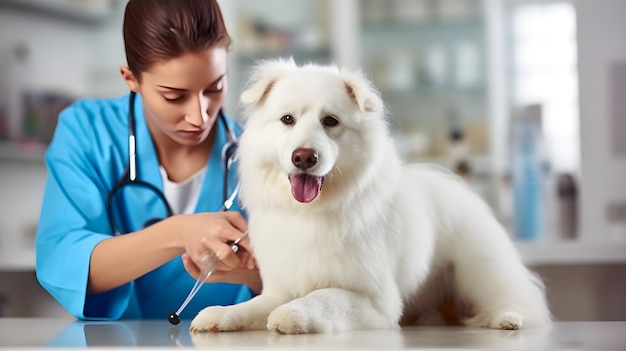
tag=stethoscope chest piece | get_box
[168,313,181,325]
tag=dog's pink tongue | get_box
[290,174,321,203]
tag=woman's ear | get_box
[120,66,140,92]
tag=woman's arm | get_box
[87,211,257,294]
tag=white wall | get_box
[574,0,626,243]
[0,1,127,112]
[0,160,46,252]
[0,14,89,97]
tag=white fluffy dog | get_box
[190,58,551,334]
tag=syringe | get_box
[167,231,248,325]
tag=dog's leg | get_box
[456,265,550,330]
[457,264,551,330]
[190,294,285,333]
[266,288,400,334]
[450,219,552,329]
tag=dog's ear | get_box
[342,70,383,114]
[241,57,297,107]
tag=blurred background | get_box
[0,0,624,321]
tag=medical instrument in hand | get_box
[106,91,240,234]
[167,231,249,325]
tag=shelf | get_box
[0,249,35,272]
[0,0,116,23]
[516,240,626,266]
[378,86,488,99]
[0,140,46,163]
[395,154,492,176]
[361,18,483,35]
[234,47,331,64]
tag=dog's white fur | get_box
[190,58,551,334]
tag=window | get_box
[510,1,579,173]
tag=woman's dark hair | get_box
[123,0,231,79]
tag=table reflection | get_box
[47,320,191,347]
[46,319,551,349]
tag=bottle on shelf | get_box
[556,173,578,239]
[511,104,548,242]
[446,106,471,180]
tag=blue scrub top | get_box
[35,93,253,320]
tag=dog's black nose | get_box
[292,148,318,170]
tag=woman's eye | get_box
[205,79,225,95]
[281,115,294,125]
[204,87,223,95]
[164,95,184,102]
[322,115,339,127]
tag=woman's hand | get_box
[177,211,248,267]
[176,211,262,293]
[181,249,262,294]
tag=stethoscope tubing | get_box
[107,91,238,234]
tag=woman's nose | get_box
[185,95,211,127]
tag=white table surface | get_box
[1,318,625,350]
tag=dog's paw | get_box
[190,306,227,333]
[464,310,524,330]
[490,311,523,330]
[267,303,329,334]
[190,306,249,333]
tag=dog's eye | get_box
[322,115,339,127]
[281,115,294,125]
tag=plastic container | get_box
[511,108,546,241]
[557,173,578,239]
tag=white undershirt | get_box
[159,166,207,215]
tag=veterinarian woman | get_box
[35,0,261,320]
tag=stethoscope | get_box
[106,91,240,234]
[104,91,244,324]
